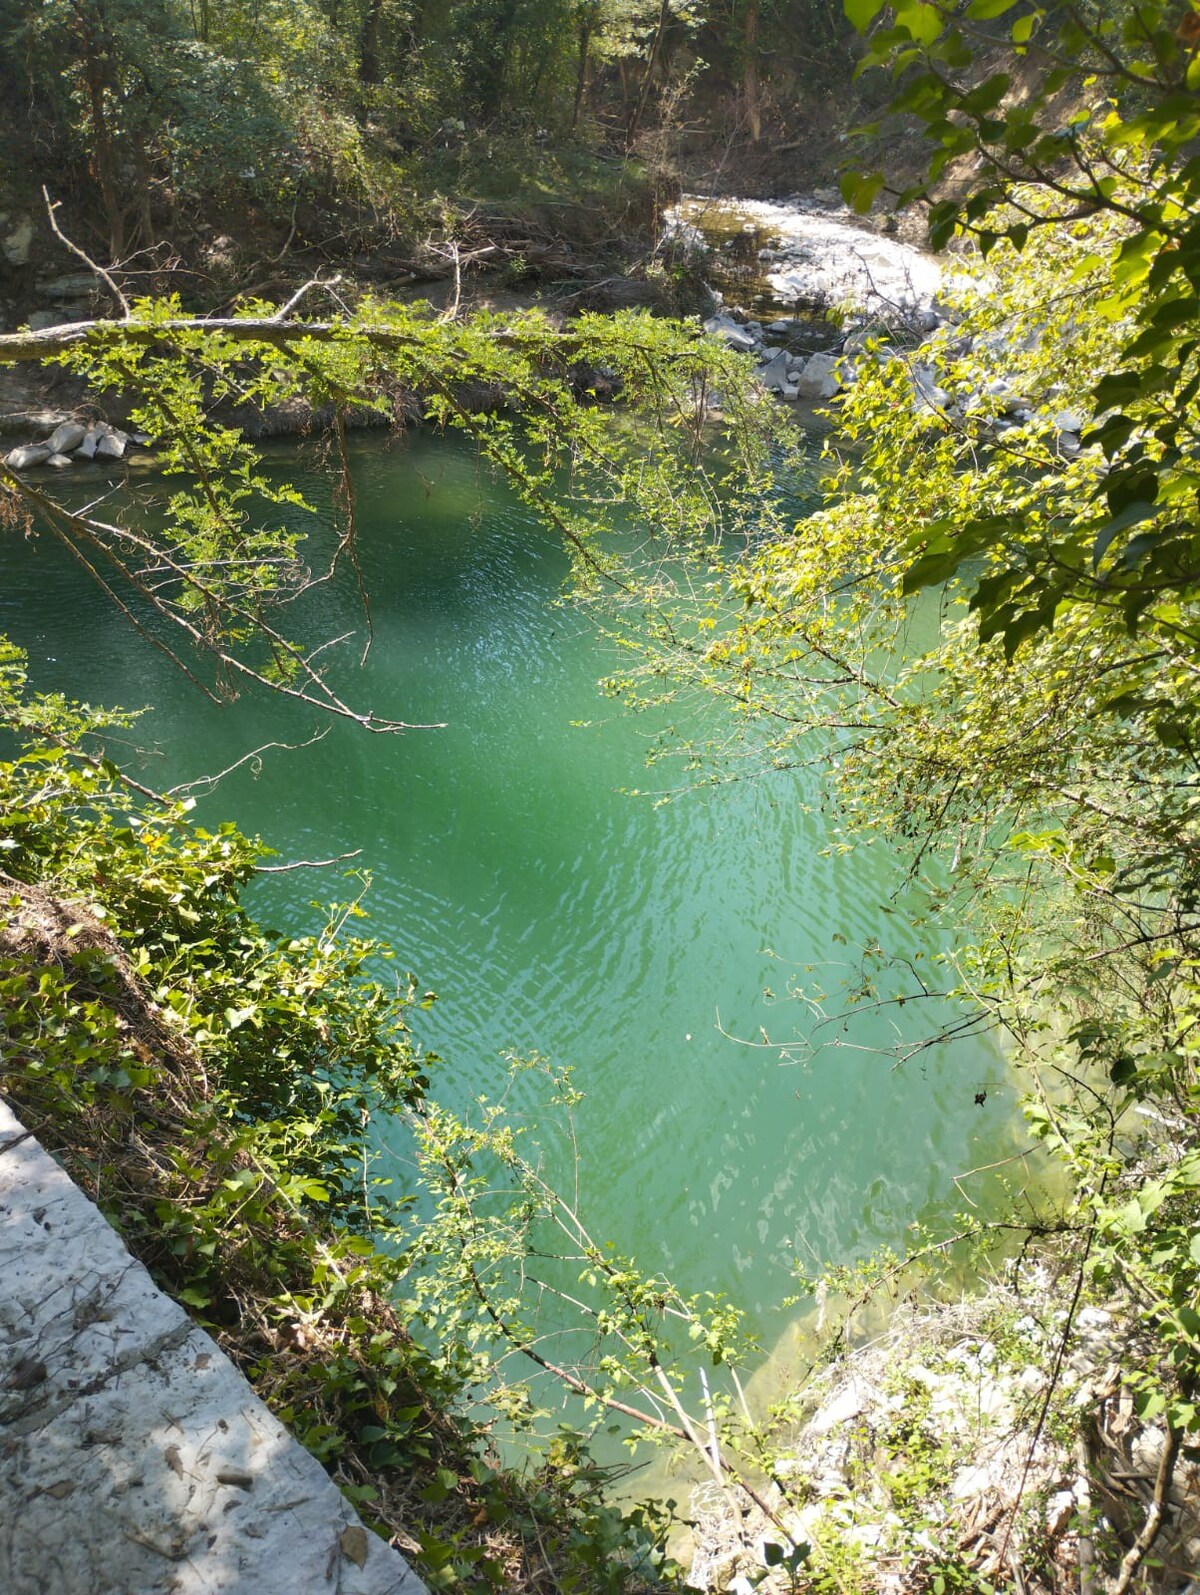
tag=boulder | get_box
[2,217,34,267]
[757,349,793,393]
[911,364,949,411]
[46,421,87,455]
[1053,408,1086,434]
[27,311,65,331]
[766,318,792,334]
[95,430,127,460]
[702,313,757,354]
[780,383,800,400]
[795,352,841,400]
[4,444,51,470]
[46,452,73,469]
[75,427,103,459]
[37,271,98,300]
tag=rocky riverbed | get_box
[669,192,1088,456]
[686,1267,1200,1595]
[667,194,943,326]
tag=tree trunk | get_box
[571,13,595,132]
[359,0,385,82]
[742,0,761,144]
[76,7,125,262]
[627,0,670,140]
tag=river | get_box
[0,424,1025,1449]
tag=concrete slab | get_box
[0,1099,427,1595]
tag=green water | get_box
[1,432,1020,1374]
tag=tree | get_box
[0,288,786,726]
[839,0,1200,668]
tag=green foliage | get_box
[2,296,787,728]
[407,1057,751,1450]
[841,0,1200,670]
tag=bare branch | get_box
[42,188,130,319]
[166,729,332,797]
[257,850,364,874]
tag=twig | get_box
[167,730,331,797]
[257,851,364,874]
[271,275,345,322]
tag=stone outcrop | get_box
[0,1099,426,1595]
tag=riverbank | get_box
[686,1253,1200,1594]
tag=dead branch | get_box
[43,187,130,319]
[1110,1418,1183,1595]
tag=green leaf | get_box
[844,0,886,31]
[1092,502,1158,568]
[895,1,943,44]
[840,171,885,213]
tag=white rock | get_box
[781,383,800,400]
[849,1522,884,1547]
[1077,1306,1111,1331]
[809,1380,868,1434]
[758,349,793,393]
[46,452,73,469]
[795,352,841,400]
[2,217,34,266]
[951,1459,1003,1499]
[46,421,87,455]
[1053,409,1086,434]
[0,1098,426,1595]
[703,313,757,354]
[76,427,103,459]
[4,444,51,470]
[95,431,127,460]
[1045,1488,1075,1538]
